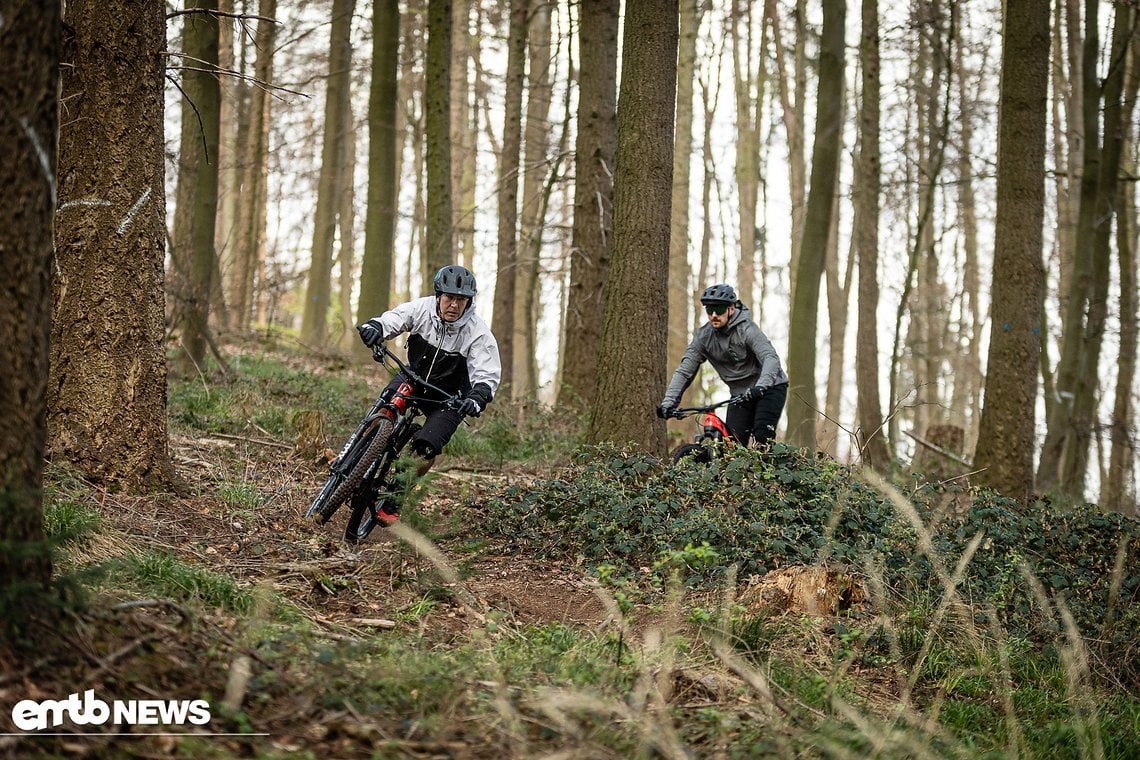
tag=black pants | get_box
[384,374,464,460]
[725,382,787,448]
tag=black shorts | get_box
[384,374,464,459]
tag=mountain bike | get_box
[665,397,742,464]
[305,343,462,543]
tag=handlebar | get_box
[371,343,463,408]
[667,397,739,419]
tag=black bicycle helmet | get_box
[700,283,737,305]
[433,265,477,298]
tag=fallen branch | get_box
[904,429,974,468]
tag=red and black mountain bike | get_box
[305,344,462,543]
[665,397,741,464]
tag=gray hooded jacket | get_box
[662,304,788,406]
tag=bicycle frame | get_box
[670,398,739,446]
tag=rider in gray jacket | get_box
[657,283,788,447]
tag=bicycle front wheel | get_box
[322,418,394,517]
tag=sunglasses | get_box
[705,304,729,316]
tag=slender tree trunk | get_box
[668,0,701,376]
[174,0,221,372]
[730,0,760,308]
[424,0,453,290]
[359,0,400,322]
[560,0,619,410]
[491,0,528,390]
[1038,0,1100,490]
[513,0,553,401]
[1,0,59,592]
[769,0,808,302]
[300,0,354,347]
[215,0,240,328]
[1106,30,1139,512]
[951,31,983,449]
[51,0,174,489]
[459,3,482,266]
[784,0,845,450]
[973,0,1049,503]
[586,0,678,455]
[854,0,890,470]
[336,102,357,351]
[231,0,276,330]
[1060,2,1137,496]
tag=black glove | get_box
[458,397,482,418]
[656,402,676,419]
[738,385,766,403]
[357,319,384,348]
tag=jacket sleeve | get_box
[744,323,786,390]
[662,339,705,406]
[373,299,420,340]
[466,331,502,405]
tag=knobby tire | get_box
[310,419,393,524]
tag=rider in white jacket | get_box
[357,266,502,521]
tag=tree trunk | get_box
[1106,29,1139,512]
[560,0,618,410]
[450,0,472,265]
[1037,0,1101,490]
[1059,1,1138,496]
[214,0,242,328]
[424,0,454,291]
[0,0,59,593]
[512,0,553,401]
[854,0,890,470]
[51,0,174,489]
[491,0,528,391]
[973,0,1049,503]
[359,0,400,322]
[231,0,276,330]
[766,0,807,302]
[667,0,701,377]
[336,100,358,351]
[300,0,355,348]
[586,0,678,455]
[950,27,983,450]
[173,0,221,372]
[459,3,482,267]
[784,0,845,450]
[730,0,760,309]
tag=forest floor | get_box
[3,339,1138,759]
[0,342,632,758]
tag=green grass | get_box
[106,550,253,614]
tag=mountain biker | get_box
[356,264,502,524]
[657,283,788,448]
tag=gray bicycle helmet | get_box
[433,265,478,298]
[700,283,737,305]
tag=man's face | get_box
[438,293,470,322]
[705,302,734,329]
